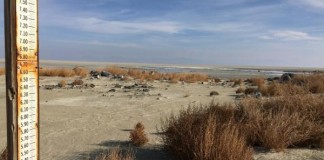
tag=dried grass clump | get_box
[230,79,243,87]
[236,87,245,94]
[0,68,5,75]
[58,80,67,88]
[244,87,257,95]
[161,104,253,160]
[95,148,135,160]
[105,66,128,76]
[73,67,89,78]
[272,73,324,95]
[161,94,324,158]
[0,147,7,160]
[210,91,219,96]
[39,67,89,77]
[72,79,84,86]
[238,95,324,151]
[40,68,76,77]
[247,77,265,88]
[130,122,149,147]
[259,82,308,97]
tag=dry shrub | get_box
[105,66,128,75]
[39,67,89,77]
[40,68,76,77]
[230,79,243,87]
[161,104,253,160]
[0,147,7,160]
[247,77,265,88]
[238,95,324,151]
[236,87,245,94]
[161,94,324,158]
[72,79,84,86]
[95,148,135,160]
[214,78,221,83]
[244,87,257,95]
[259,82,307,97]
[210,91,219,96]
[129,122,149,147]
[58,80,67,88]
[290,74,324,94]
[0,68,5,75]
[73,67,88,78]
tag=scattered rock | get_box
[44,85,55,90]
[101,71,110,77]
[89,84,96,88]
[114,84,123,88]
[281,73,295,82]
[143,88,150,92]
[108,89,116,92]
[210,91,219,96]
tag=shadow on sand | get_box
[71,140,174,160]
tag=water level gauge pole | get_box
[4,0,39,160]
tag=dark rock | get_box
[101,71,110,77]
[210,91,219,96]
[124,85,135,89]
[89,84,95,88]
[44,85,55,90]
[114,84,122,88]
[143,88,150,92]
[108,89,116,92]
[90,71,100,76]
[281,73,295,82]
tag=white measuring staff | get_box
[16,0,39,159]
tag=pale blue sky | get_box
[1,0,324,67]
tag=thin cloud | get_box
[288,0,324,10]
[260,30,323,41]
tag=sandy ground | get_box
[0,74,323,160]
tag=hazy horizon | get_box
[1,0,324,67]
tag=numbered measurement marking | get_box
[17,62,38,160]
[17,0,38,61]
[16,0,39,159]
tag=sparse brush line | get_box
[39,67,88,77]
[101,66,210,83]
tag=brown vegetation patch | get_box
[161,94,324,159]
[129,122,149,147]
[244,87,257,95]
[72,79,84,86]
[246,77,265,88]
[58,80,67,88]
[102,66,209,83]
[236,87,245,94]
[259,74,324,97]
[73,67,89,78]
[230,78,243,87]
[161,104,253,160]
[238,95,324,151]
[0,68,5,75]
[39,67,89,77]
[94,148,135,160]
[0,147,7,160]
